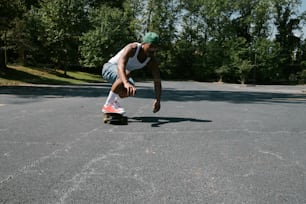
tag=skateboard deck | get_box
[103,113,128,125]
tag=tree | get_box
[79,4,134,67]
[85,0,125,9]
[123,0,144,39]
[25,0,88,74]
[0,0,25,68]
[273,0,304,80]
[251,38,281,83]
[177,0,216,80]
[2,0,306,83]
[140,0,181,77]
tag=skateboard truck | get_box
[103,113,128,125]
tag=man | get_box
[101,32,162,114]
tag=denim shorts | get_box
[102,62,134,85]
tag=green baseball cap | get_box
[143,32,160,45]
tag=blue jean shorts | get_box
[102,63,135,85]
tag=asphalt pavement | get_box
[0,81,305,204]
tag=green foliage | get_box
[215,65,231,82]
[272,0,304,80]
[0,0,25,30]
[2,0,306,84]
[297,69,306,84]
[79,5,134,67]
[252,38,281,82]
[22,0,88,68]
[141,0,181,78]
[0,0,27,68]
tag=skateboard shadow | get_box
[130,116,212,127]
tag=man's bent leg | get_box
[111,73,134,98]
[102,64,125,113]
[102,64,134,113]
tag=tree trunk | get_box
[17,46,25,65]
[0,32,7,69]
[0,48,6,69]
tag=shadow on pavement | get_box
[136,87,306,104]
[0,84,305,104]
[0,84,111,98]
[130,116,212,127]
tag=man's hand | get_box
[124,81,136,96]
[152,99,161,113]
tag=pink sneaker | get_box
[112,100,125,112]
[102,103,125,114]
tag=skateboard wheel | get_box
[103,113,127,125]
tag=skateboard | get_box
[103,113,128,125]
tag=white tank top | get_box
[108,43,151,71]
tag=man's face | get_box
[144,43,158,57]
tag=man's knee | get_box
[115,86,127,98]
[118,92,128,98]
